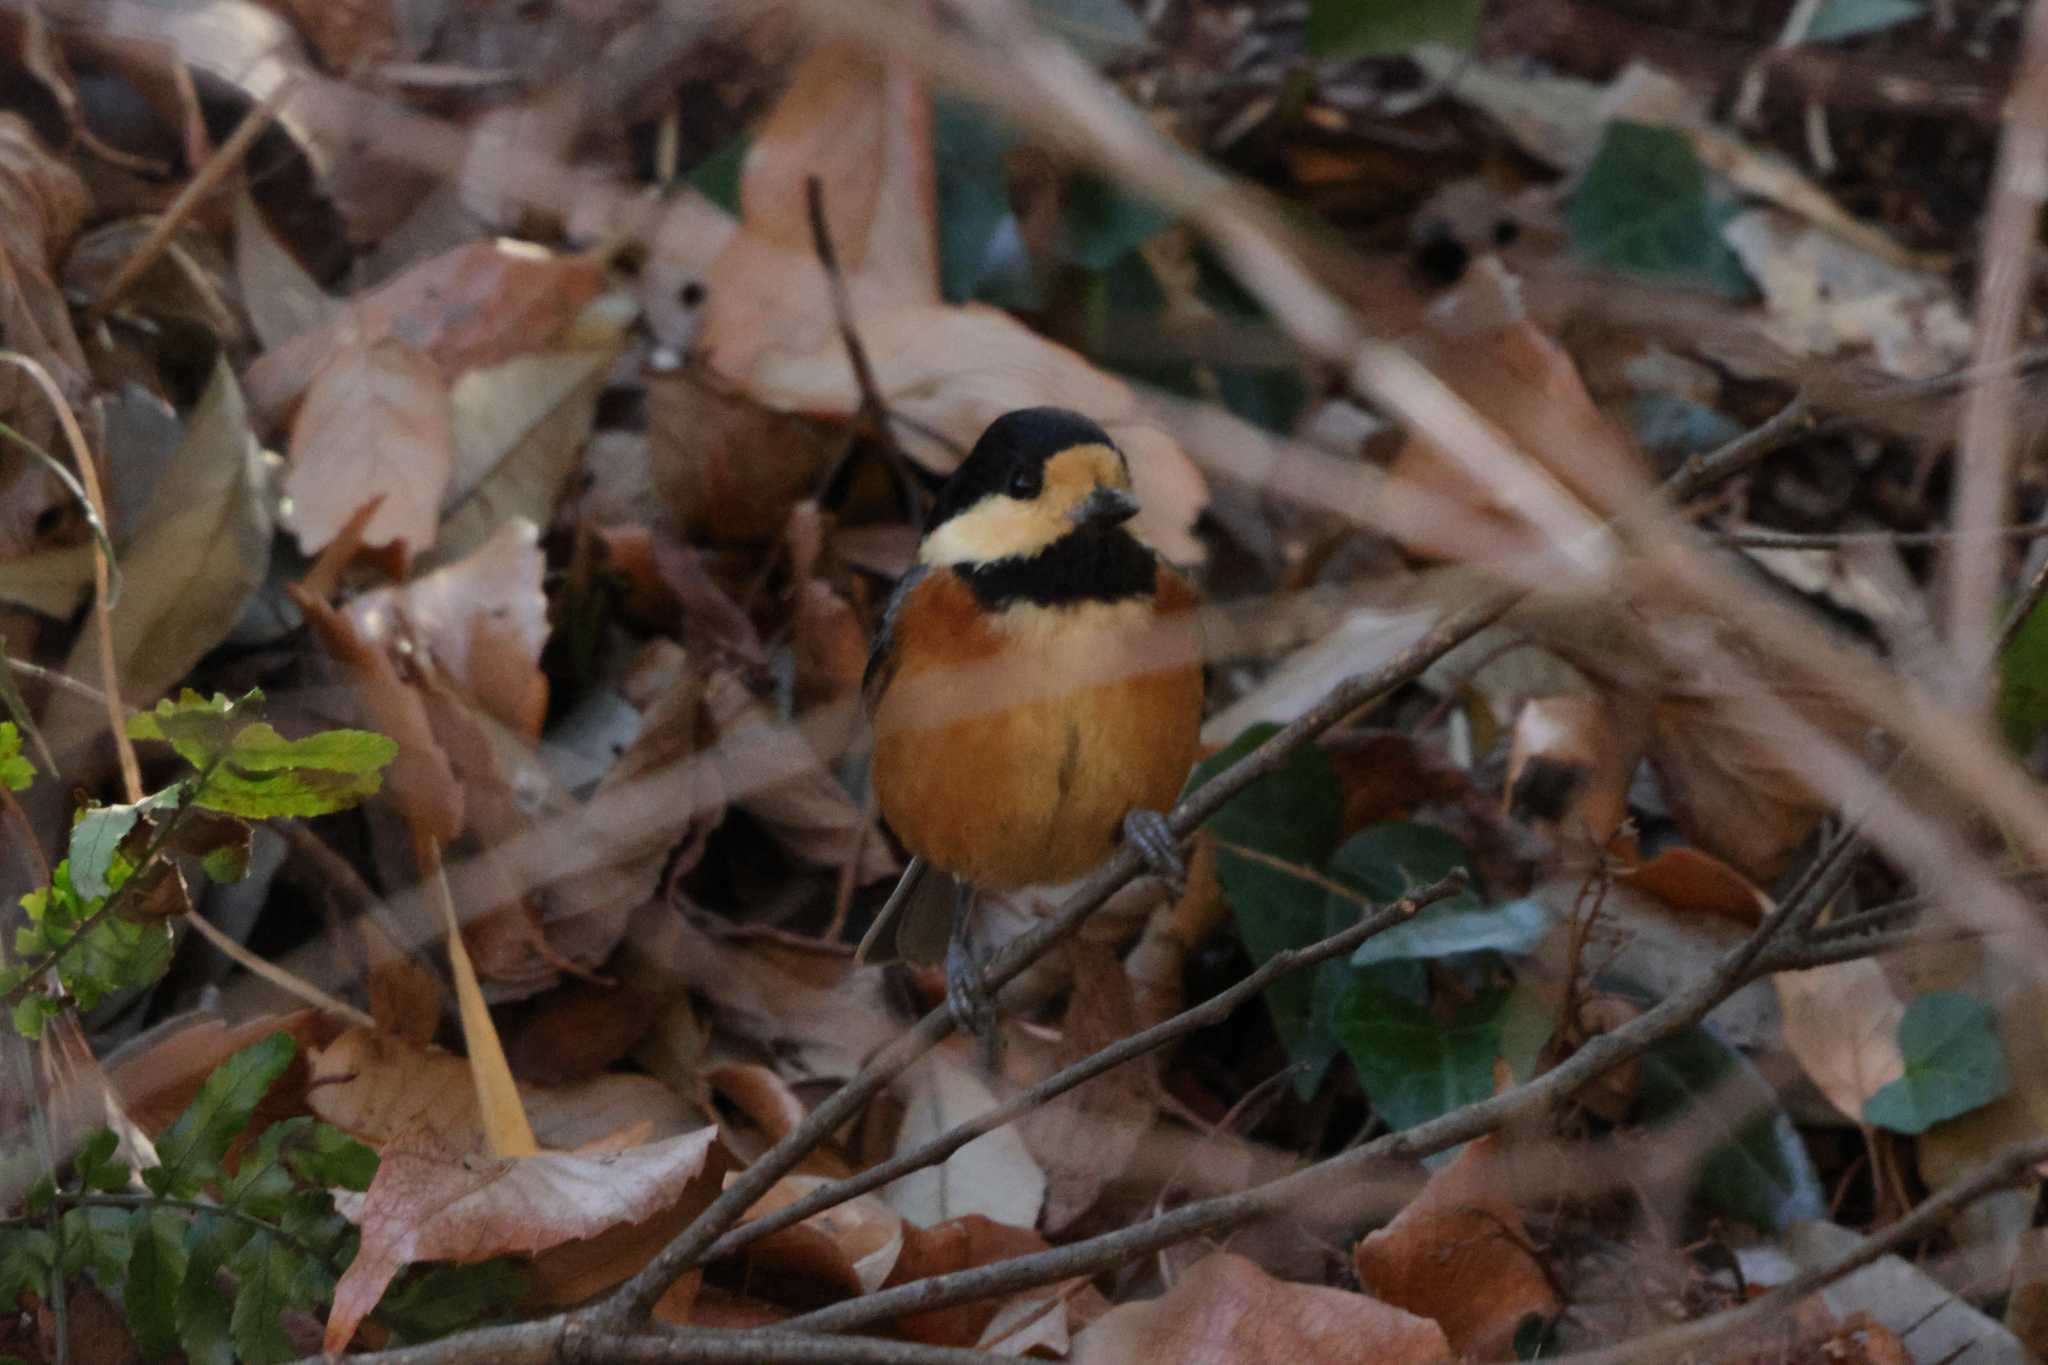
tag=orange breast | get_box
[870,568,1202,889]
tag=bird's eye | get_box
[1007,467,1040,499]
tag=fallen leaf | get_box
[1073,1251,1452,1365]
[284,335,454,561]
[887,1215,1054,1347]
[324,1123,717,1352]
[884,1051,1046,1229]
[1352,1135,1559,1359]
[1617,846,1768,924]
[734,1175,905,1297]
[1774,960,1909,1127]
[647,364,838,545]
[347,518,549,738]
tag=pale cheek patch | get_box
[918,494,1067,565]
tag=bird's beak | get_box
[1073,486,1138,529]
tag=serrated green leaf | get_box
[154,1032,296,1197]
[69,787,180,902]
[1192,724,1346,1090]
[190,723,396,818]
[12,993,59,1040]
[178,1217,236,1365]
[227,1233,300,1365]
[225,1119,301,1219]
[1998,593,2048,753]
[127,689,245,764]
[17,855,175,1016]
[0,1227,55,1303]
[0,722,32,792]
[1333,977,1506,1130]
[1306,0,1483,56]
[289,1124,378,1192]
[1809,0,1925,41]
[375,1260,529,1345]
[1639,1026,1824,1229]
[1864,992,2011,1134]
[1568,122,1752,298]
[125,1207,189,1357]
[74,1128,129,1194]
[60,1204,132,1282]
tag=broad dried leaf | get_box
[348,518,549,737]
[1777,961,1900,1129]
[1618,846,1769,925]
[1352,1135,1559,1359]
[1073,1251,1452,1365]
[307,1027,703,1153]
[884,1051,1046,1229]
[325,1123,717,1352]
[285,336,454,560]
[646,366,837,546]
[244,240,605,428]
[887,1215,1056,1347]
[737,1175,904,1297]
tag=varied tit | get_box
[859,407,1204,1038]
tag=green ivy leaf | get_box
[0,721,32,792]
[1306,0,1484,56]
[1809,0,1925,41]
[1192,724,1345,1089]
[1333,977,1506,1130]
[177,1216,237,1365]
[125,1207,189,1357]
[151,1031,296,1198]
[374,1260,529,1345]
[0,1227,55,1303]
[1567,122,1752,298]
[1864,992,2011,1135]
[1639,1026,1824,1229]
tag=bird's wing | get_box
[854,853,958,965]
[862,561,930,715]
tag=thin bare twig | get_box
[1944,0,2048,706]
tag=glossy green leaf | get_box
[152,1031,296,1198]
[1864,992,2011,1135]
[1333,977,1506,1130]
[1568,122,1752,298]
[1639,1026,1824,1229]
[1306,0,1483,56]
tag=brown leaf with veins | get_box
[887,1214,1051,1347]
[324,1124,717,1353]
[245,240,605,430]
[284,336,454,562]
[1352,1135,1559,1360]
[1074,1251,1452,1365]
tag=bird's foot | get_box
[945,897,1003,1069]
[1123,808,1186,892]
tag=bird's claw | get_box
[945,898,1003,1069]
[1123,808,1186,892]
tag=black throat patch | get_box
[961,527,1157,609]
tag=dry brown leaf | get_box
[887,1214,1052,1347]
[1645,684,1838,884]
[1074,1251,1453,1365]
[306,1027,704,1153]
[648,525,769,665]
[706,1063,807,1149]
[292,585,465,842]
[646,365,837,545]
[885,1051,1046,1229]
[1352,1135,1560,1359]
[1019,938,1156,1234]
[1773,960,1908,1126]
[694,42,1207,562]
[1619,846,1768,925]
[734,1175,905,1298]
[347,518,550,737]
[701,668,897,883]
[324,1123,717,1352]
[284,335,454,561]
[503,981,661,1085]
[244,240,605,428]
[0,112,92,554]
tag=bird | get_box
[859,407,1204,1039]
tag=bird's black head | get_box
[918,407,1154,607]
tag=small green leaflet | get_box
[128,689,396,818]
[14,856,175,1021]
[1808,0,1925,42]
[150,1031,298,1198]
[69,786,182,901]
[1997,593,2048,753]
[0,721,32,792]
[125,1208,190,1358]
[1567,122,1752,298]
[1306,0,1484,56]
[1864,992,2011,1135]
